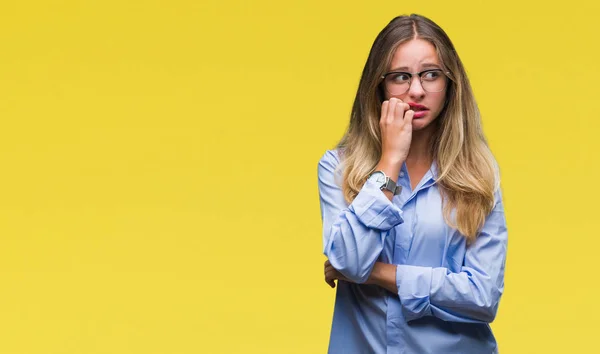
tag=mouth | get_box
[408,103,429,119]
[408,103,428,111]
[413,110,428,118]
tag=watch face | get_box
[369,171,386,184]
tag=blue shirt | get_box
[317,149,507,354]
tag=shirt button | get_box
[399,171,405,178]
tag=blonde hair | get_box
[336,14,499,244]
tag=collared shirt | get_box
[317,149,507,354]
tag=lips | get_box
[408,103,429,118]
[413,110,428,118]
[408,103,428,111]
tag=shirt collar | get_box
[398,160,438,189]
[429,160,439,180]
[400,160,438,179]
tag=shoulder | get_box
[317,149,345,187]
[317,148,342,170]
[491,159,504,208]
[492,185,505,212]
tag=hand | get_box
[379,97,414,166]
[324,259,350,288]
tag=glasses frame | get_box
[380,69,452,94]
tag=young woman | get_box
[317,14,508,353]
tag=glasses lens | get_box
[383,70,447,95]
[383,73,410,95]
[421,70,446,93]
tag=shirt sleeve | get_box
[395,188,508,323]
[317,150,405,283]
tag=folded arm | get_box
[367,189,508,323]
[318,150,404,283]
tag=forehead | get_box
[389,38,440,71]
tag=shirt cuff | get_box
[396,264,434,321]
[348,178,404,230]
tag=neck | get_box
[406,124,436,166]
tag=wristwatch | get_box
[368,171,402,195]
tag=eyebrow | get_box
[389,63,442,72]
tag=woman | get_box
[317,14,507,353]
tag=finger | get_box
[380,100,389,124]
[326,278,336,288]
[325,270,342,284]
[387,98,397,124]
[324,272,336,288]
[390,98,406,123]
[395,101,407,123]
[402,103,411,119]
[325,265,338,276]
[324,268,334,277]
[404,109,415,128]
[325,269,337,278]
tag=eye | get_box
[389,73,411,84]
[421,70,442,81]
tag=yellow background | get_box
[0,0,598,353]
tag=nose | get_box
[407,77,425,100]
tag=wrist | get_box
[375,158,403,182]
[368,262,398,293]
[379,154,405,167]
[367,262,384,286]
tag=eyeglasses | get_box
[381,69,450,96]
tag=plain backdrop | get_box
[0,1,599,353]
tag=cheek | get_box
[429,93,447,113]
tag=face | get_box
[383,38,448,131]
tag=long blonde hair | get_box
[336,14,499,244]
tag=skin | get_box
[325,38,449,292]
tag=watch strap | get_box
[382,178,402,195]
[369,171,402,195]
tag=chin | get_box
[411,118,434,131]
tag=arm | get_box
[369,188,508,323]
[317,150,404,283]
